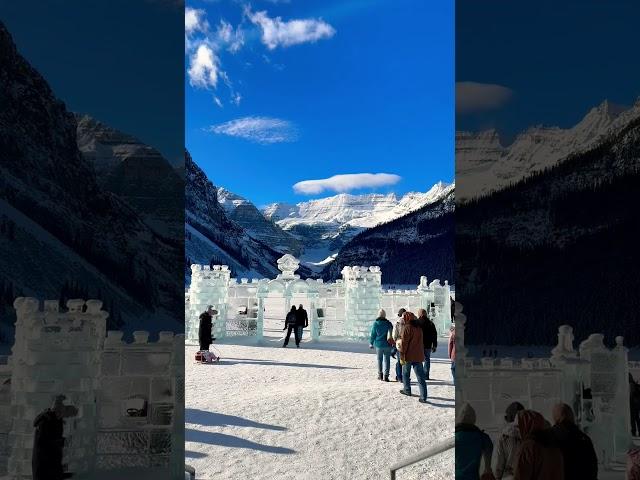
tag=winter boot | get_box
[378,372,383,381]
[399,390,411,396]
[384,375,390,382]
[418,398,427,404]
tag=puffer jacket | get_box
[400,319,425,363]
[369,317,393,348]
[494,423,521,479]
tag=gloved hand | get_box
[369,345,374,349]
[432,347,437,353]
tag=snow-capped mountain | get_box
[262,182,454,264]
[217,188,302,255]
[323,187,454,284]
[0,22,183,337]
[185,153,310,280]
[457,102,640,346]
[457,99,640,200]
[75,114,184,238]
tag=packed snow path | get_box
[186,336,454,479]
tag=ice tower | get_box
[341,266,382,340]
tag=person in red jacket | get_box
[448,324,456,385]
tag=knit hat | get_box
[397,308,406,317]
[456,402,476,425]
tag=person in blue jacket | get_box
[369,309,394,382]
[455,402,494,480]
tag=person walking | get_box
[550,403,597,480]
[494,402,525,480]
[417,308,438,380]
[448,324,456,385]
[283,305,300,348]
[399,311,428,403]
[369,309,394,382]
[32,395,78,480]
[295,304,308,345]
[513,409,564,480]
[456,402,494,480]
[392,308,407,382]
[198,306,217,351]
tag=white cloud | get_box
[247,9,336,49]
[456,81,513,114]
[188,44,220,89]
[214,96,223,108]
[232,92,242,105]
[185,7,208,35]
[208,116,297,144]
[293,173,401,195]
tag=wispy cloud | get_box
[456,81,513,114]
[293,173,401,195]
[208,116,298,144]
[246,8,336,49]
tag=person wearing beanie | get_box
[514,410,564,480]
[369,309,394,381]
[494,401,525,479]
[455,402,494,480]
[392,308,407,382]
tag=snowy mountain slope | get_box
[262,182,453,263]
[217,188,302,255]
[75,114,184,238]
[457,99,640,200]
[185,153,312,281]
[323,188,454,284]
[457,111,640,346]
[0,22,183,335]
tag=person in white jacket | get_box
[392,308,406,382]
[493,401,525,479]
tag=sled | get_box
[195,347,221,364]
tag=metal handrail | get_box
[389,437,455,479]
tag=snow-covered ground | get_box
[185,335,454,479]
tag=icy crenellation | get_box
[1,298,184,479]
[455,302,633,471]
[185,255,453,343]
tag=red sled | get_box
[195,350,220,363]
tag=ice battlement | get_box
[186,255,454,343]
[455,303,633,469]
[1,297,183,479]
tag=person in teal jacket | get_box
[455,403,494,480]
[369,309,394,382]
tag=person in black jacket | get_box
[551,403,598,480]
[283,305,299,347]
[631,373,640,436]
[199,306,217,351]
[32,395,78,480]
[417,308,438,380]
[295,304,308,345]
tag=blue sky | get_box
[0,0,184,165]
[456,0,640,143]
[186,0,454,206]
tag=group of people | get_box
[282,304,308,348]
[368,307,439,404]
[456,401,599,480]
